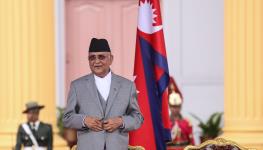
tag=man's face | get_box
[170,105,181,116]
[27,109,39,122]
[88,52,113,77]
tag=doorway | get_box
[65,0,138,95]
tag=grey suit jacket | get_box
[63,73,143,150]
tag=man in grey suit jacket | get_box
[63,38,143,150]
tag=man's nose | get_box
[94,58,101,63]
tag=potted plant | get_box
[191,112,223,143]
[56,107,77,148]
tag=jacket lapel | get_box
[85,74,104,115]
[105,73,120,117]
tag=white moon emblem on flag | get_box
[138,0,163,34]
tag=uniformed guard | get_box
[15,101,53,150]
[168,77,195,146]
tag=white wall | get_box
[163,0,224,144]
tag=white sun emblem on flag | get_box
[138,0,163,34]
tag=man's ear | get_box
[110,55,114,64]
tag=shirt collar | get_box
[94,70,112,80]
[29,120,40,130]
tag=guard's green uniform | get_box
[15,122,53,150]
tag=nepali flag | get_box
[129,0,171,150]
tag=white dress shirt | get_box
[94,71,112,101]
[30,120,40,130]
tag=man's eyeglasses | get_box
[88,54,109,61]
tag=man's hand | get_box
[103,117,123,133]
[84,116,103,132]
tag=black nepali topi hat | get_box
[89,38,111,52]
[22,101,45,113]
